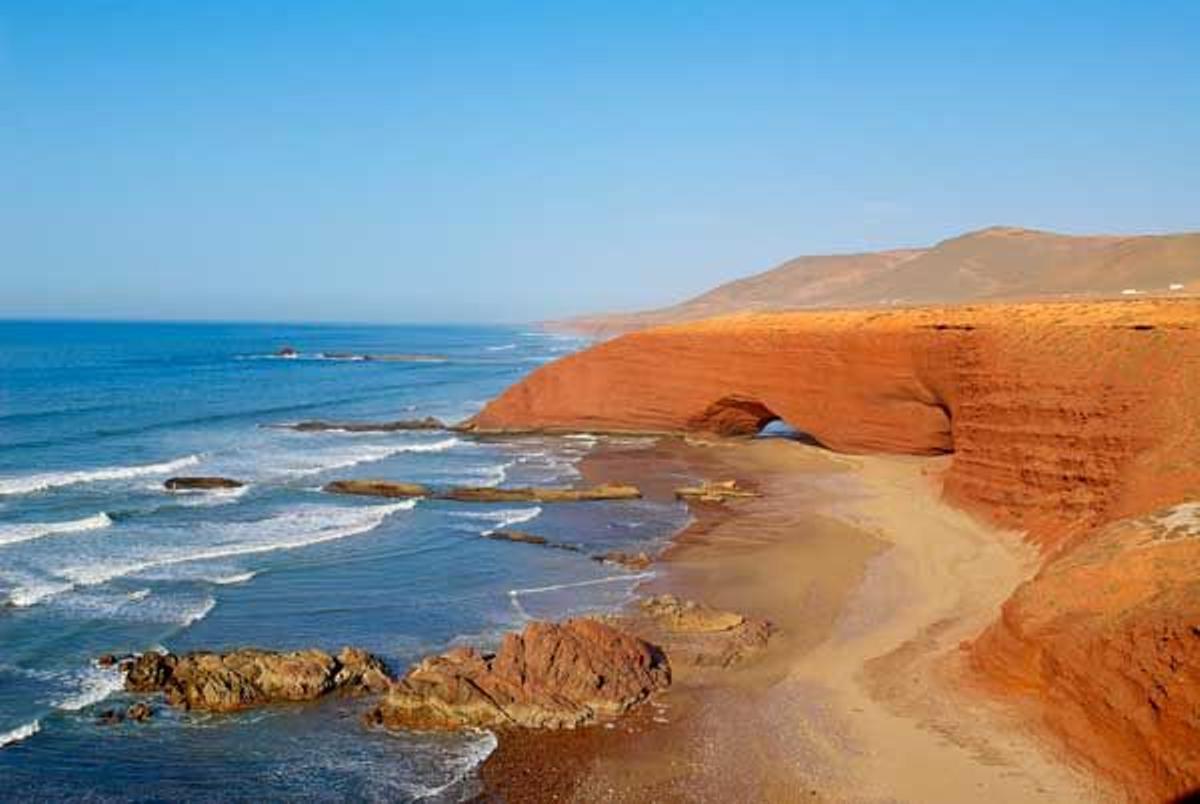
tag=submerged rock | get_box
[164,476,245,491]
[126,702,153,722]
[365,618,669,731]
[483,530,548,546]
[323,480,431,499]
[119,647,391,712]
[285,417,446,432]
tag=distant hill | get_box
[549,226,1200,336]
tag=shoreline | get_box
[478,435,1111,801]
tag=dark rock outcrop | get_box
[164,476,245,491]
[323,480,431,499]
[483,530,548,546]
[365,619,669,731]
[285,417,446,432]
[438,484,641,503]
[119,647,391,712]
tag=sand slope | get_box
[553,227,1200,336]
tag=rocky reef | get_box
[365,619,670,730]
[164,476,245,490]
[467,298,1200,800]
[119,647,391,712]
[279,417,446,432]
[322,480,641,503]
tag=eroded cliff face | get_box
[471,298,1200,799]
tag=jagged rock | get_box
[118,647,391,712]
[675,479,761,502]
[323,480,431,499]
[286,417,446,432]
[126,702,153,722]
[276,345,297,357]
[164,476,245,491]
[365,619,669,731]
[438,484,641,503]
[593,551,653,570]
[484,530,548,546]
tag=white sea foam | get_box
[485,343,517,351]
[181,596,216,626]
[283,438,461,477]
[0,512,113,547]
[169,485,250,507]
[452,506,541,535]
[0,455,202,496]
[55,665,124,711]
[0,720,40,749]
[210,570,257,585]
[507,573,654,618]
[25,501,416,601]
[400,729,499,801]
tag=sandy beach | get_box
[479,436,1114,802]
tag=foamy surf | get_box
[399,729,499,801]
[507,572,654,618]
[485,343,517,351]
[12,500,417,605]
[0,455,202,496]
[452,506,542,535]
[210,570,258,585]
[283,438,461,477]
[0,720,40,749]
[0,512,113,547]
[55,665,124,712]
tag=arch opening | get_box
[687,395,824,447]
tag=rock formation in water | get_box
[323,480,431,498]
[437,484,642,503]
[283,417,446,432]
[469,298,1200,800]
[164,476,245,490]
[120,647,391,712]
[365,619,670,730]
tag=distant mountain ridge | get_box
[549,226,1200,336]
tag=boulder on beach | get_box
[286,417,446,432]
[439,483,641,503]
[624,594,773,668]
[593,550,653,570]
[120,647,392,712]
[323,480,431,499]
[365,618,670,731]
[164,476,245,491]
[675,479,761,502]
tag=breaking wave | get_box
[0,455,202,496]
[451,507,541,535]
[6,501,415,608]
[0,720,40,749]
[0,512,113,547]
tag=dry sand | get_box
[479,436,1113,802]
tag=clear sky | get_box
[2,1,1198,323]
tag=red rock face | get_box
[368,618,670,730]
[471,299,1200,799]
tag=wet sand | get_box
[478,436,1111,802]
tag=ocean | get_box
[0,321,687,801]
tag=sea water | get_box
[0,321,686,800]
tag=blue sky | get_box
[2,1,1198,322]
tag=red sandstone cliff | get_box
[472,298,1200,800]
